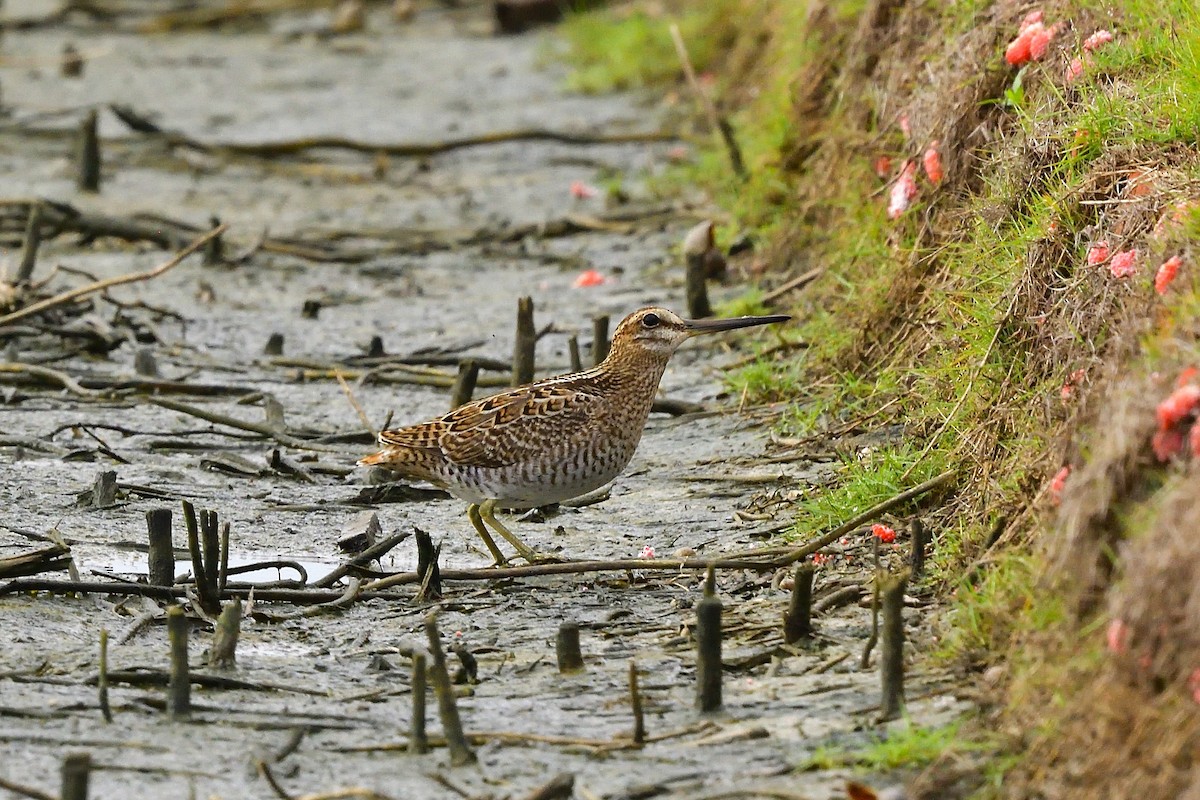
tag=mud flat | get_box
[0,3,963,798]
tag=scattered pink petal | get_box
[1154,201,1193,236]
[569,180,599,200]
[1048,465,1070,504]
[1066,57,1085,82]
[898,113,911,138]
[666,144,690,162]
[887,161,918,219]
[922,140,944,185]
[1028,23,1058,60]
[1189,668,1200,704]
[1106,618,1128,654]
[1060,368,1086,402]
[1109,249,1138,278]
[1005,27,1035,66]
[1152,426,1187,462]
[1086,241,1110,266]
[1156,255,1183,295]
[572,268,607,288]
[811,553,828,566]
[871,524,897,544]
[1083,29,1114,52]
[874,155,892,179]
[638,545,656,559]
[1156,383,1200,429]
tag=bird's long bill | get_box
[683,314,791,335]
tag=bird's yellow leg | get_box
[467,503,508,566]
[479,499,558,563]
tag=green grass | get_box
[558,3,736,94]
[803,719,989,772]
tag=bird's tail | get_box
[357,450,390,467]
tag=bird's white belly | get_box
[442,436,638,509]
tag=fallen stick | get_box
[0,225,225,327]
[147,396,346,453]
[0,362,117,398]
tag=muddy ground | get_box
[0,2,965,798]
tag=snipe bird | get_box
[358,307,789,564]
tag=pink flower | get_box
[1066,57,1084,82]
[887,161,918,219]
[569,180,598,199]
[1083,29,1114,52]
[638,545,656,559]
[1048,465,1070,504]
[572,269,607,288]
[1106,618,1128,654]
[1087,241,1110,266]
[1191,422,1200,459]
[873,155,892,178]
[871,524,897,544]
[1156,255,1182,295]
[922,141,944,185]
[811,553,828,566]
[1156,383,1200,429]
[1060,368,1086,403]
[1019,10,1044,34]
[1109,249,1138,278]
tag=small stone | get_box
[338,510,381,553]
[133,348,159,377]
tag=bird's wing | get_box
[437,384,601,468]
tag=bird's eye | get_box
[642,313,660,328]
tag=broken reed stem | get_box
[424,614,476,766]
[209,598,241,670]
[194,508,220,615]
[591,314,610,366]
[98,628,112,723]
[166,605,190,720]
[695,569,723,713]
[567,335,582,373]
[181,501,207,591]
[628,661,646,745]
[415,528,442,602]
[77,108,101,192]
[683,221,715,319]
[668,23,746,180]
[410,652,429,755]
[202,215,224,266]
[556,621,585,674]
[219,521,230,592]
[60,753,91,800]
[861,539,882,669]
[92,470,117,508]
[910,518,925,579]
[450,358,480,409]
[879,572,909,722]
[145,509,175,588]
[512,296,536,387]
[782,564,815,644]
[16,201,42,283]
